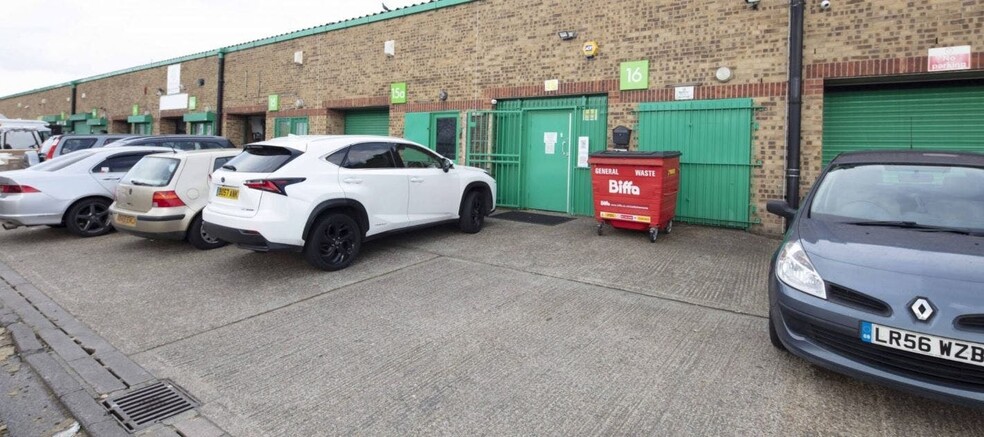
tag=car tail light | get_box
[45,137,61,161]
[0,184,40,194]
[243,178,306,196]
[152,191,186,208]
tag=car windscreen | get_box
[220,145,298,173]
[122,156,180,187]
[28,150,95,172]
[810,164,984,231]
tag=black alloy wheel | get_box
[304,213,362,271]
[66,198,113,237]
[459,191,485,234]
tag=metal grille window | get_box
[274,117,309,137]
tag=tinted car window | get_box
[396,143,442,169]
[103,137,128,145]
[202,142,225,149]
[212,156,234,171]
[29,151,94,172]
[92,153,153,174]
[325,148,347,166]
[344,143,396,169]
[61,138,98,154]
[122,157,180,187]
[222,145,298,173]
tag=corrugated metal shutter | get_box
[823,80,984,166]
[637,98,757,229]
[344,109,390,136]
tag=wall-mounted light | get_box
[155,88,164,96]
[384,40,396,57]
[745,0,760,9]
[80,92,86,99]
[557,30,577,41]
[295,98,305,109]
[197,78,206,87]
[41,98,47,104]
[439,90,448,101]
[294,51,304,65]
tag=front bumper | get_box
[771,275,984,407]
[202,222,301,252]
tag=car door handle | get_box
[410,177,424,183]
[343,177,363,184]
[101,177,121,181]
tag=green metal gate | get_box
[344,108,390,136]
[465,110,523,207]
[464,96,608,214]
[823,80,984,166]
[637,98,758,229]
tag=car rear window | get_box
[221,145,299,173]
[29,150,95,172]
[122,156,180,187]
[3,131,39,149]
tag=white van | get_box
[0,118,50,171]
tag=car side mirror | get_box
[766,200,797,220]
[442,158,453,173]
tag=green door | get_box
[344,109,390,135]
[823,80,984,166]
[525,110,572,212]
[638,98,757,229]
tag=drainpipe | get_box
[785,0,805,215]
[215,50,226,136]
[70,82,78,115]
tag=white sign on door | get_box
[544,132,558,155]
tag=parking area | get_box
[1,217,982,435]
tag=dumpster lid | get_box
[589,150,681,158]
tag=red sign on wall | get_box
[928,46,971,72]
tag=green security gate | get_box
[637,98,758,229]
[344,108,390,135]
[465,96,608,215]
[823,80,984,166]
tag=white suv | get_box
[202,135,496,270]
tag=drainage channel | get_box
[103,380,199,432]
[0,263,224,436]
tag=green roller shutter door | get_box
[823,80,984,166]
[344,109,390,136]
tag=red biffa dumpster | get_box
[588,151,681,242]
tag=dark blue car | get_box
[767,150,984,406]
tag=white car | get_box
[203,135,497,270]
[0,146,173,236]
[110,149,241,249]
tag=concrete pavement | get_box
[0,217,982,436]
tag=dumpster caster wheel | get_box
[665,220,673,235]
[648,228,658,243]
[596,223,604,236]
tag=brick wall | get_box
[2,0,982,234]
[0,86,72,120]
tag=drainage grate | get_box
[102,380,198,432]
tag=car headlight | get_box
[776,240,826,299]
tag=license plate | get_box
[115,214,137,226]
[861,321,984,367]
[216,186,239,200]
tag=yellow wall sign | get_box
[668,168,677,176]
